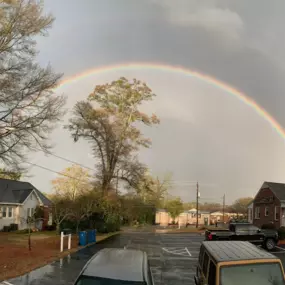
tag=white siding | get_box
[18,191,41,230]
[248,202,253,224]
[0,205,17,229]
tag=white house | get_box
[0,178,52,230]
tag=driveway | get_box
[5,233,285,285]
[5,232,202,285]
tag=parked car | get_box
[73,248,154,285]
[205,222,279,250]
[195,240,285,285]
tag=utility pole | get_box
[196,182,199,228]
[222,194,225,223]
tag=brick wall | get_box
[253,187,281,228]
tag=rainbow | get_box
[57,62,285,141]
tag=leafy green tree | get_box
[231,197,253,214]
[136,173,172,208]
[51,164,92,201]
[165,198,184,222]
[66,77,159,195]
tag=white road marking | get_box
[271,246,285,253]
[185,247,192,256]
[162,247,192,257]
[1,281,14,285]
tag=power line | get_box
[25,162,95,183]
[31,147,96,172]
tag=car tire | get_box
[264,238,276,251]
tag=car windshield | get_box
[75,275,147,285]
[220,263,285,285]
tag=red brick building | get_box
[252,182,285,229]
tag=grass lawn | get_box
[0,230,119,281]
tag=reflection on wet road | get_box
[8,235,125,285]
[6,233,285,285]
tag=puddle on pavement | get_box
[7,235,122,285]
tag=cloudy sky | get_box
[26,0,285,204]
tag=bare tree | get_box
[51,197,73,233]
[0,0,65,167]
[70,192,99,233]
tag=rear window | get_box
[75,276,147,285]
[220,263,285,285]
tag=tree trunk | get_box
[56,223,60,234]
[28,227,31,251]
[76,221,80,233]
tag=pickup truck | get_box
[205,223,279,250]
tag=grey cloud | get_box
[27,0,285,202]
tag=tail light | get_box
[208,233,213,240]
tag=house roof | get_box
[0,178,52,206]
[261,181,285,201]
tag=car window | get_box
[208,260,216,285]
[203,253,209,276]
[75,276,147,285]
[248,225,259,232]
[236,225,249,233]
[220,263,285,285]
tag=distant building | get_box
[155,208,210,226]
[209,211,236,224]
[249,181,285,228]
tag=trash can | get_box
[87,230,92,244]
[78,231,87,246]
[87,229,96,243]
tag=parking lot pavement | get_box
[6,232,203,285]
[123,232,203,285]
[7,232,285,285]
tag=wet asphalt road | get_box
[6,232,285,285]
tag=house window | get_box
[31,208,34,217]
[255,207,260,219]
[27,208,30,219]
[2,207,7,218]
[275,206,279,220]
[8,207,13,218]
[265,207,269,216]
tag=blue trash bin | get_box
[93,229,96,243]
[78,231,87,246]
[87,230,93,244]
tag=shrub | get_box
[45,224,56,231]
[278,226,285,240]
[261,223,276,230]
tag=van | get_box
[195,241,285,285]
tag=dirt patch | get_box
[0,231,118,281]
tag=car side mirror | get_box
[257,229,261,233]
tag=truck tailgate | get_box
[205,229,231,240]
